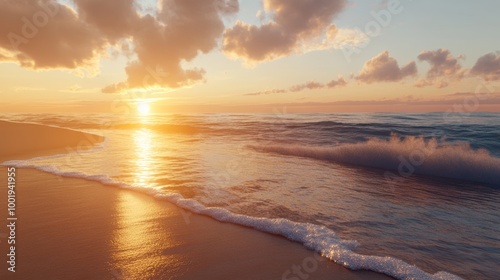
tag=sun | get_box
[137,103,150,115]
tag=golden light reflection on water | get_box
[133,128,155,189]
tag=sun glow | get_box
[137,103,150,115]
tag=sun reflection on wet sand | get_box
[110,191,182,279]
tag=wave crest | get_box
[249,134,500,187]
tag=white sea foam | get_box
[2,159,463,280]
[249,134,500,187]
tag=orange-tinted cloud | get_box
[356,51,416,83]
[244,88,287,96]
[0,0,238,93]
[103,0,239,93]
[416,49,465,88]
[222,0,347,62]
[290,81,324,92]
[0,0,105,69]
[326,77,347,88]
[325,26,370,52]
[74,0,138,42]
[245,77,347,96]
[104,0,239,93]
[471,52,500,81]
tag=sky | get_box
[0,0,499,113]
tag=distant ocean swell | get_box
[248,134,500,187]
[3,158,463,280]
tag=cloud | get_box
[418,49,464,78]
[222,0,347,62]
[102,0,239,93]
[74,0,139,43]
[326,77,347,88]
[356,51,417,83]
[470,52,500,81]
[324,25,370,51]
[244,88,287,96]
[290,81,324,92]
[245,77,347,96]
[0,0,106,69]
[57,84,101,93]
[416,48,465,88]
[416,50,500,86]
[288,77,347,92]
[0,0,239,93]
[414,78,449,89]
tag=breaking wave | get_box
[249,134,500,187]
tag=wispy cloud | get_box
[324,26,370,51]
[245,77,347,96]
[58,84,101,93]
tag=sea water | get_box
[2,113,499,280]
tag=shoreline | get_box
[0,120,392,279]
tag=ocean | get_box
[2,112,499,280]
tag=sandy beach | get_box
[0,120,392,279]
[0,120,104,162]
